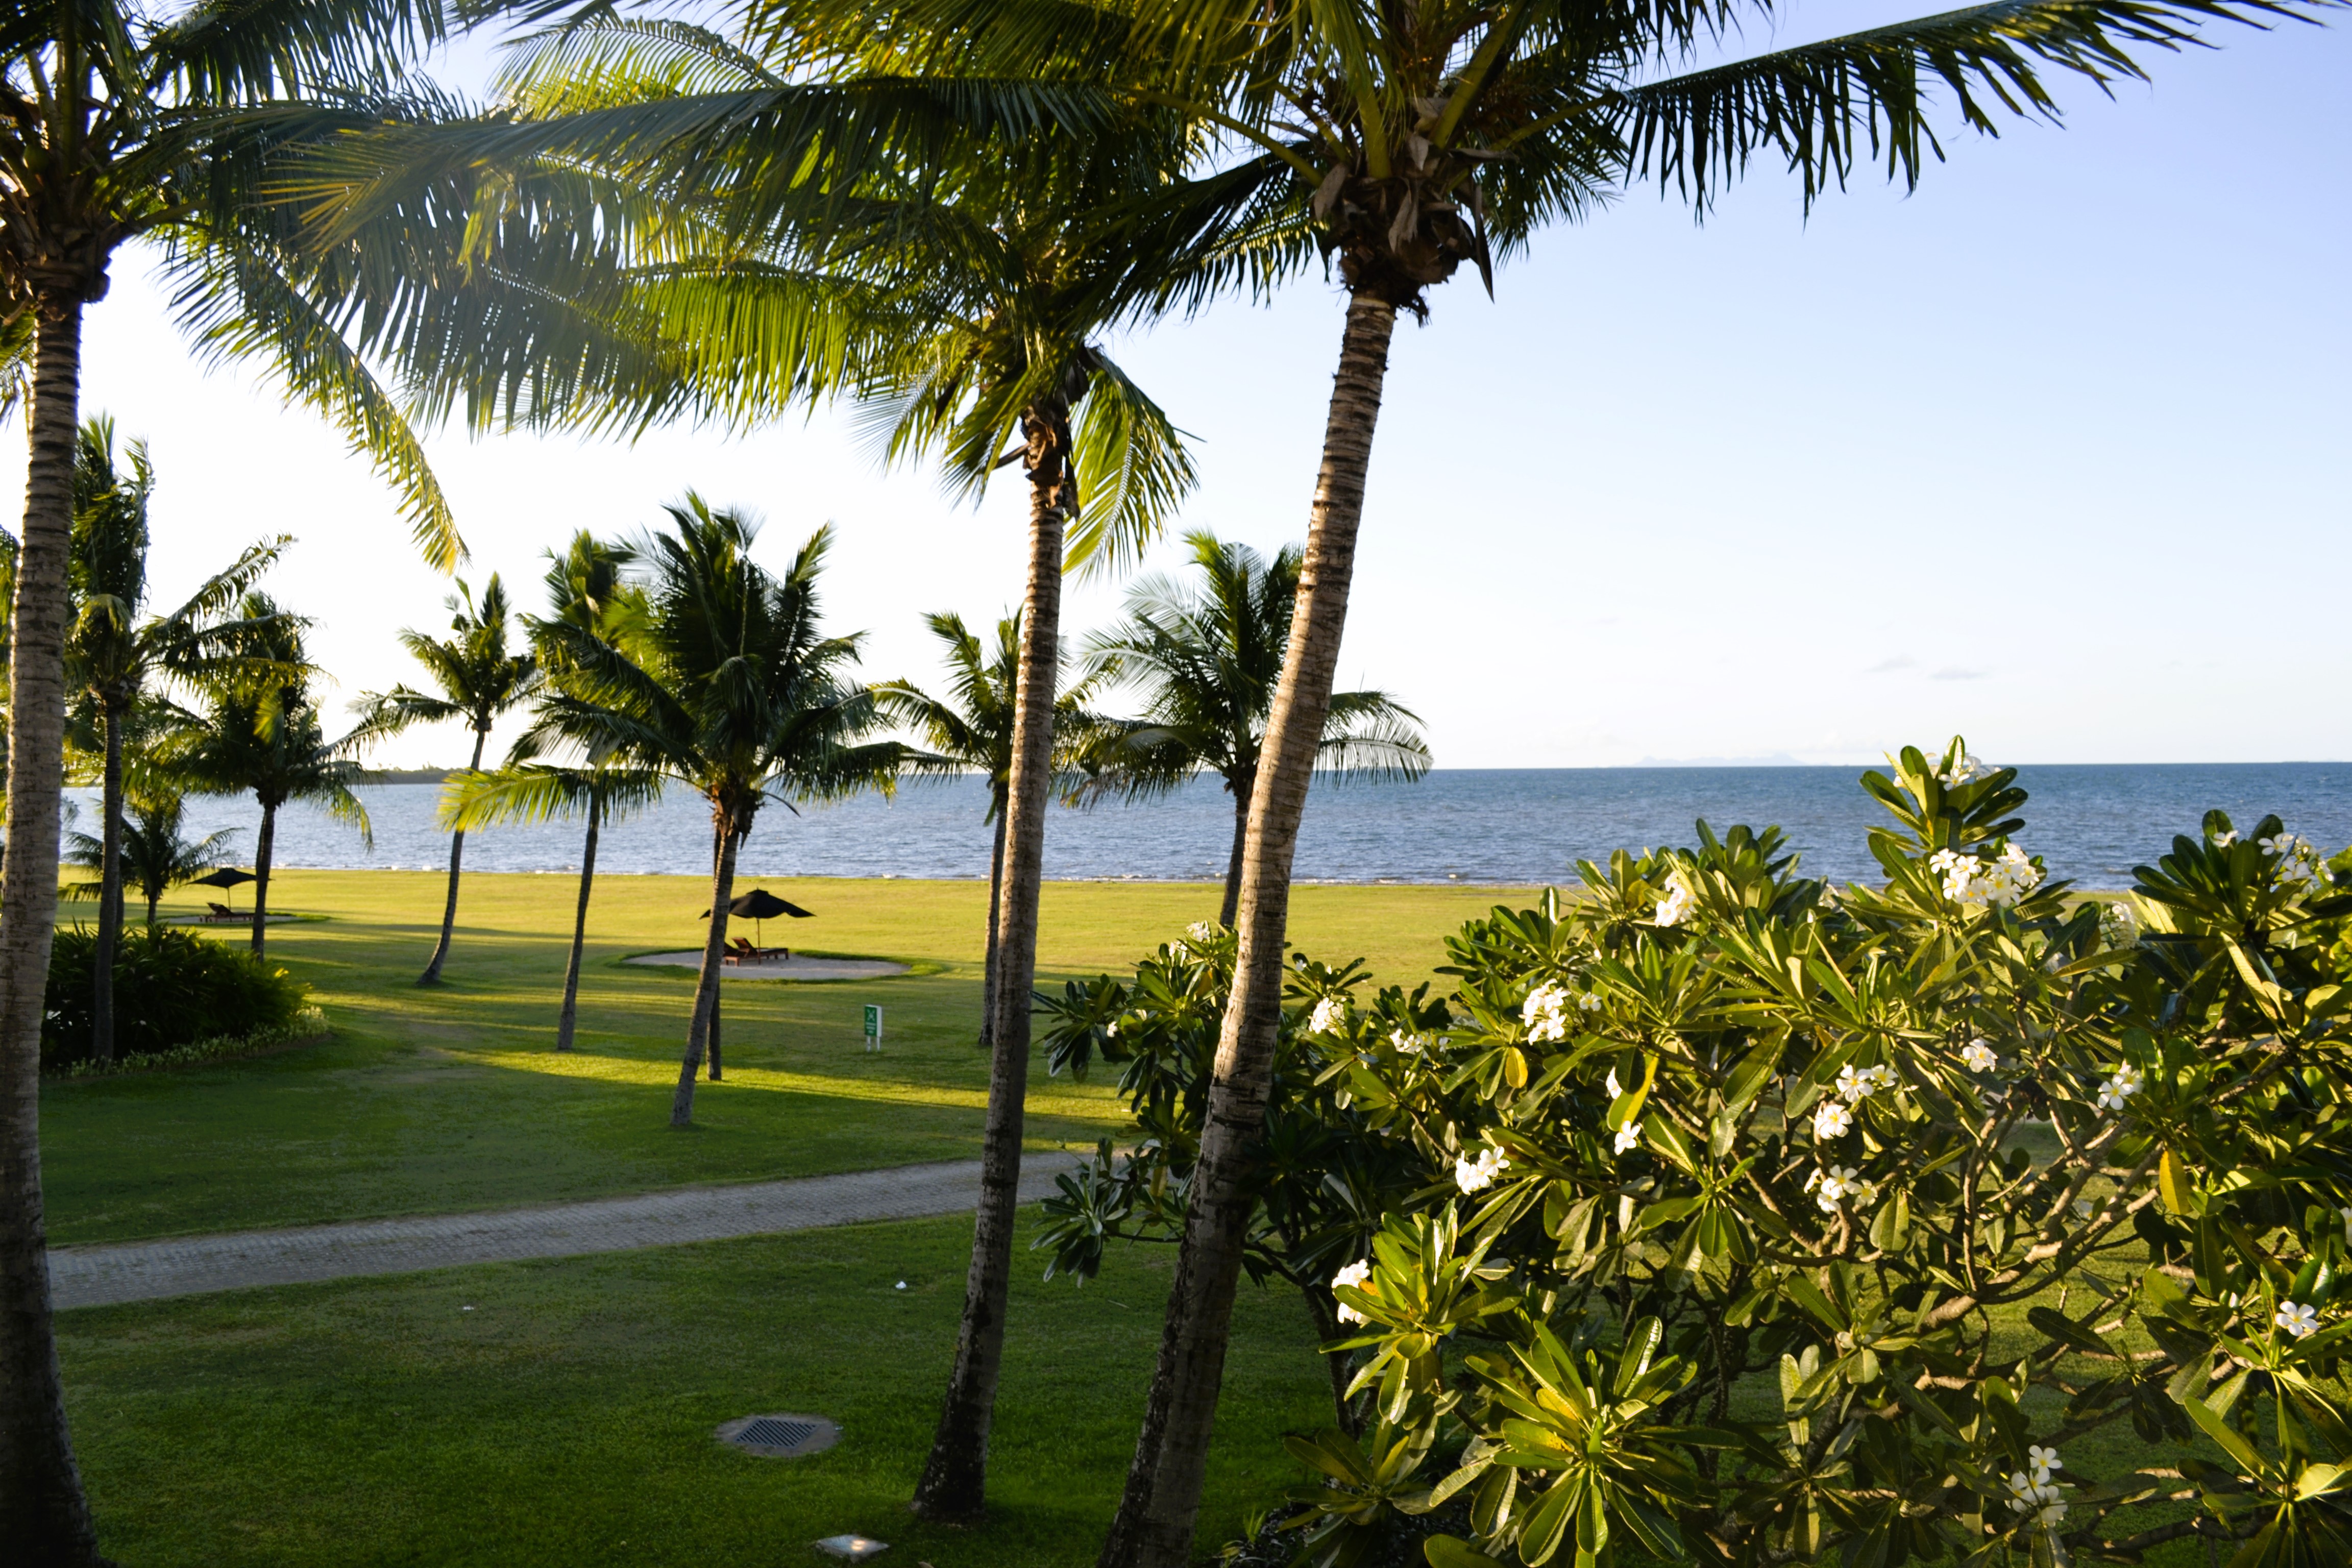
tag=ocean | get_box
[78,763,2352,892]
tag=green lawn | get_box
[60,1211,1331,1568]
[43,870,1533,1243]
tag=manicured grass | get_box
[59,1210,1333,1568]
[42,871,1535,1243]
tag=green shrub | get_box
[43,925,309,1071]
[1055,739,2352,1567]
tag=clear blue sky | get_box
[9,7,2344,769]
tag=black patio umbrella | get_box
[699,888,814,951]
[191,867,257,913]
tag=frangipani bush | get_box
[1052,741,2352,1568]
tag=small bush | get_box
[43,925,309,1071]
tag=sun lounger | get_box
[205,901,237,923]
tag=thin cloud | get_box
[1867,655,1919,674]
[1931,667,1988,681]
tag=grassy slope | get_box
[43,871,1532,1243]
[61,1212,1330,1568]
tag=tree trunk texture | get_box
[0,299,109,1564]
[418,726,487,985]
[671,821,740,1126]
[1218,770,1253,930]
[1100,296,1397,1568]
[249,799,277,958]
[707,984,722,1081]
[979,784,1008,1049]
[911,401,1071,1522]
[90,707,124,1067]
[555,793,600,1051]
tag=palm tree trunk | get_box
[979,783,1008,1049]
[554,791,600,1052]
[250,799,278,959]
[671,817,740,1126]
[912,401,1071,1522]
[708,982,722,1081]
[90,706,125,1067]
[418,727,487,985]
[0,297,108,1564]
[1101,295,1398,1568]
[1218,770,1252,930]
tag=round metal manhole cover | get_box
[716,1412,840,1458]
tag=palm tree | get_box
[529,500,901,1124]
[65,788,238,929]
[0,3,486,1541]
[354,577,539,985]
[1081,531,1428,929]
[443,532,664,1053]
[64,417,288,1063]
[1067,3,2319,1559]
[874,610,1110,1051]
[174,594,372,959]
[283,31,1204,1518]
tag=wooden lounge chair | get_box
[205,901,236,923]
[724,936,758,965]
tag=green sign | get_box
[863,1004,883,1050]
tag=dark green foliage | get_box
[43,926,307,1071]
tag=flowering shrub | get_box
[1056,739,2352,1567]
[1273,740,2352,1568]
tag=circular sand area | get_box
[625,951,909,981]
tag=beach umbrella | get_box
[700,888,814,951]
[191,867,257,913]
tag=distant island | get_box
[365,768,462,785]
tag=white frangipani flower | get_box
[1929,844,2044,909]
[1604,1068,1623,1100]
[1652,871,1699,928]
[1812,1100,1853,1140]
[1807,1165,1875,1214]
[1613,1121,1643,1155]
[1389,1028,1434,1056]
[2097,901,2139,952]
[1578,990,1603,1013]
[2213,829,2239,847]
[2277,1301,2320,1339]
[1961,1039,1999,1073]
[1186,920,1218,944]
[1935,751,1990,786]
[2094,1064,2145,1113]
[1521,983,1572,1043]
[1836,1063,1898,1103]
[1308,996,1349,1036]
[1455,1146,1512,1194]
[2028,1446,2063,1485]
[1332,1260,1374,1324]
[2260,831,2333,890]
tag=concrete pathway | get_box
[51,1153,1079,1310]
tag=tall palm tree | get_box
[175,594,372,959]
[874,609,1109,1051]
[1081,531,1428,928]
[444,532,664,1053]
[281,28,1204,1517]
[354,577,540,985]
[0,3,486,1542]
[1063,3,2322,1560]
[64,417,289,1063]
[529,500,901,1124]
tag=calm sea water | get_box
[77,763,2352,892]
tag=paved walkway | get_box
[52,1153,1079,1310]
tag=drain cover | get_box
[717,1412,840,1458]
